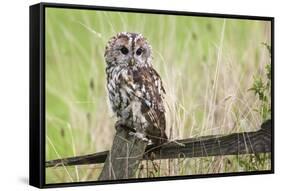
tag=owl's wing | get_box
[150,67,166,96]
[141,68,167,143]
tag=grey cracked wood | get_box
[98,127,148,180]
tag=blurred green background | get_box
[45,7,271,184]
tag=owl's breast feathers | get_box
[107,65,167,144]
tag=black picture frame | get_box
[29,2,274,189]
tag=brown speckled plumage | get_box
[105,32,167,145]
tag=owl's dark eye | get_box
[136,48,143,56]
[120,47,129,55]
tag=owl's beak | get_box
[129,58,135,66]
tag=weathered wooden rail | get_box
[46,120,271,180]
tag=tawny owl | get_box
[104,32,167,145]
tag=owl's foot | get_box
[129,132,152,144]
[115,120,136,133]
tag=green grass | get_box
[45,7,271,184]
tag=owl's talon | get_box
[115,120,137,135]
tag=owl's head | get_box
[104,32,152,67]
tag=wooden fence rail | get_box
[46,120,271,170]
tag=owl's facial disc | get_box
[105,32,152,67]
